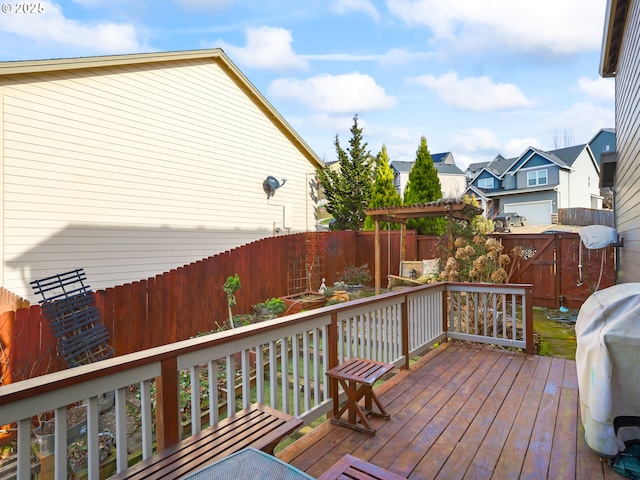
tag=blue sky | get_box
[0,0,614,169]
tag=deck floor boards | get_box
[278,342,626,480]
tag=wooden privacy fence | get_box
[0,230,613,388]
[558,208,614,227]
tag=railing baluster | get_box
[242,350,251,409]
[190,366,201,434]
[115,387,128,473]
[225,356,234,417]
[281,337,290,413]
[255,346,264,405]
[54,405,67,477]
[269,340,278,409]
[140,379,153,460]
[292,334,301,416]
[208,360,219,425]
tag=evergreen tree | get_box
[364,145,403,231]
[403,136,446,235]
[317,115,373,230]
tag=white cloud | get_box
[387,0,603,57]
[577,76,615,104]
[0,1,142,53]
[331,0,381,22]
[269,73,396,114]
[213,26,308,71]
[379,48,432,66]
[447,127,501,153]
[541,101,615,146]
[410,72,533,112]
[504,137,539,158]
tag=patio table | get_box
[180,447,315,480]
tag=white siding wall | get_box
[0,59,317,300]
[556,170,570,209]
[439,174,467,199]
[566,149,601,209]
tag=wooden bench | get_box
[110,403,302,480]
[318,454,407,480]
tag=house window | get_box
[527,169,548,186]
[478,177,494,189]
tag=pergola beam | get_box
[365,201,483,294]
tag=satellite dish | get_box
[263,176,286,198]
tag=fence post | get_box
[525,287,534,355]
[402,293,409,370]
[442,287,449,336]
[155,356,180,451]
[327,311,339,420]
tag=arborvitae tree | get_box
[364,145,403,231]
[317,115,373,230]
[403,136,446,235]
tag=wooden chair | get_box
[318,454,407,480]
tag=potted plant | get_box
[253,298,287,319]
[67,431,114,474]
[338,264,372,292]
[67,440,88,473]
[279,291,326,315]
[34,404,88,456]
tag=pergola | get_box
[365,200,483,294]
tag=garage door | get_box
[505,201,552,225]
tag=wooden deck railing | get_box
[0,282,532,480]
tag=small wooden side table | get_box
[326,357,394,435]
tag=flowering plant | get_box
[440,235,527,283]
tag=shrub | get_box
[338,264,372,285]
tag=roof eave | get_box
[600,0,631,78]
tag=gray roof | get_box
[537,144,586,168]
[434,163,464,175]
[467,161,490,171]
[390,161,413,173]
[485,155,516,177]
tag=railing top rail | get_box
[445,282,533,293]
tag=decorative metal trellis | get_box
[30,268,114,367]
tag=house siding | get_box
[566,148,601,209]
[613,0,640,283]
[0,58,318,299]
[589,130,616,165]
[515,165,560,189]
[439,174,466,199]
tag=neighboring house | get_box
[466,160,491,183]
[390,151,466,199]
[0,49,323,300]
[600,0,640,283]
[588,128,616,166]
[433,162,467,199]
[468,145,602,224]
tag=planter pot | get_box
[329,291,350,303]
[280,291,326,315]
[34,416,87,456]
[346,284,364,293]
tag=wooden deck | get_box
[278,342,625,479]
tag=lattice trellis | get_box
[30,268,114,367]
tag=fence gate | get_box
[500,233,615,309]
